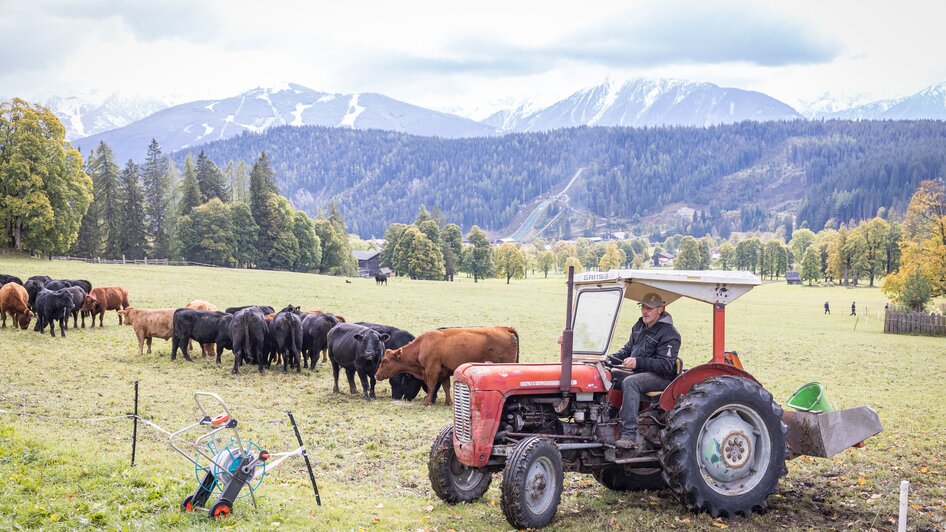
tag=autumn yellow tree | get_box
[883,179,946,304]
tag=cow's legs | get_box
[422,367,441,406]
[368,375,377,400]
[171,336,179,360]
[345,368,357,394]
[357,371,371,399]
[331,361,341,393]
[137,331,145,356]
[440,377,453,406]
[146,336,153,355]
[321,349,328,363]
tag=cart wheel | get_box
[181,494,195,512]
[209,500,233,520]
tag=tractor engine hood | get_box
[455,362,609,395]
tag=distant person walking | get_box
[850,301,856,316]
[824,301,830,315]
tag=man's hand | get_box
[622,357,637,369]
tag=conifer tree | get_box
[142,139,170,257]
[88,142,123,258]
[250,152,278,262]
[178,155,203,217]
[118,160,147,260]
[441,223,463,281]
[196,150,228,201]
[72,153,101,257]
[801,246,821,285]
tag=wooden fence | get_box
[51,256,220,268]
[884,310,946,337]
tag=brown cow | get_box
[185,300,217,356]
[82,286,130,327]
[0,283,33,330]
[375,326,519,406]
[118,307,175,356]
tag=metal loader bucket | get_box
[782,406,883,458]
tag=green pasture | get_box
[0,254,943,531]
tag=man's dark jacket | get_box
[611,312,681,381]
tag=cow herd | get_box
[1,272,521,405]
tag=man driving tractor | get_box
[610,292,681,450]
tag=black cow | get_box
[24,279,45,310]
[225,305,275,315]
[62,286,87,328]
[374,272,388,285]
[0,274,23,286]
[301,313,339,369]
[270,310,303,373]
[63,279,92,293]
[33,288,75,337]
[229,307,267,374]
[170,309,233,362]
[355,322,431,401]
[27,275,52,284]
[45,280,73,291]
[327,323,389,400]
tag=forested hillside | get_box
[175,120,946,238]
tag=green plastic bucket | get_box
[787,382,834,413]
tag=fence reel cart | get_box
[429,269,883,529]
[135,392,321,519]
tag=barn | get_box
[353,250,381,277]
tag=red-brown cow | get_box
[185,300,217,356]
[82,286,130,327]
[118,307,175,356]
[0,283,33,330]
[375,326,519,406]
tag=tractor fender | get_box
[658,363,759,412]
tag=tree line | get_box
[180,120,946,238]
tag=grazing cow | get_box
[24,279,45,310]
[375,326,520,406]
[185,300,218,356]
[45,280,73,291]
[301,313,339,369]
[82,286,130,327]
[0,274,24,286]
[33,288,76,337]
[64,279,92,294]
[117,307,175,356]
[62,286,87,328]
[170,309,233,362]
[355,322,429,401]
[375,272,388,285]
[327,323,389,399]
[27,275,52,284]
[229,307,267,374]
[0,283,32,329]
[270,309,303,372]
[225,305,275,315]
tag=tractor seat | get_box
[644,358,684,399]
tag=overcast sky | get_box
[2,0,944,117]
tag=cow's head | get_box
[375,347,403,381]
[353,330,389,369]
[81,293,98,312]
[117,307,135,325]
[17,309,33,330]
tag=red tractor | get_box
[428,269,882,528]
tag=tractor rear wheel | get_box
[659,376,787,517]
[500,437,563,529]
[593,466,665,491]
[428,425,492,503]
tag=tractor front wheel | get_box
[593,466,665,491]
[500,437,563,529]
[428,425,492,503]
[659,376,787,517]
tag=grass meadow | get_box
[0,253,943,531]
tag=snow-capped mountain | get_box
[73,83,495,162]
[485,78,801,132]
[810,82,946,120]
[42,93,173,140]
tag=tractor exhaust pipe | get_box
[561,267,574,393]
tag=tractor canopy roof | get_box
[573,269,761,307]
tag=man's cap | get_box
[640,292,665,309]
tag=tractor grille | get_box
[453,382,472,443]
